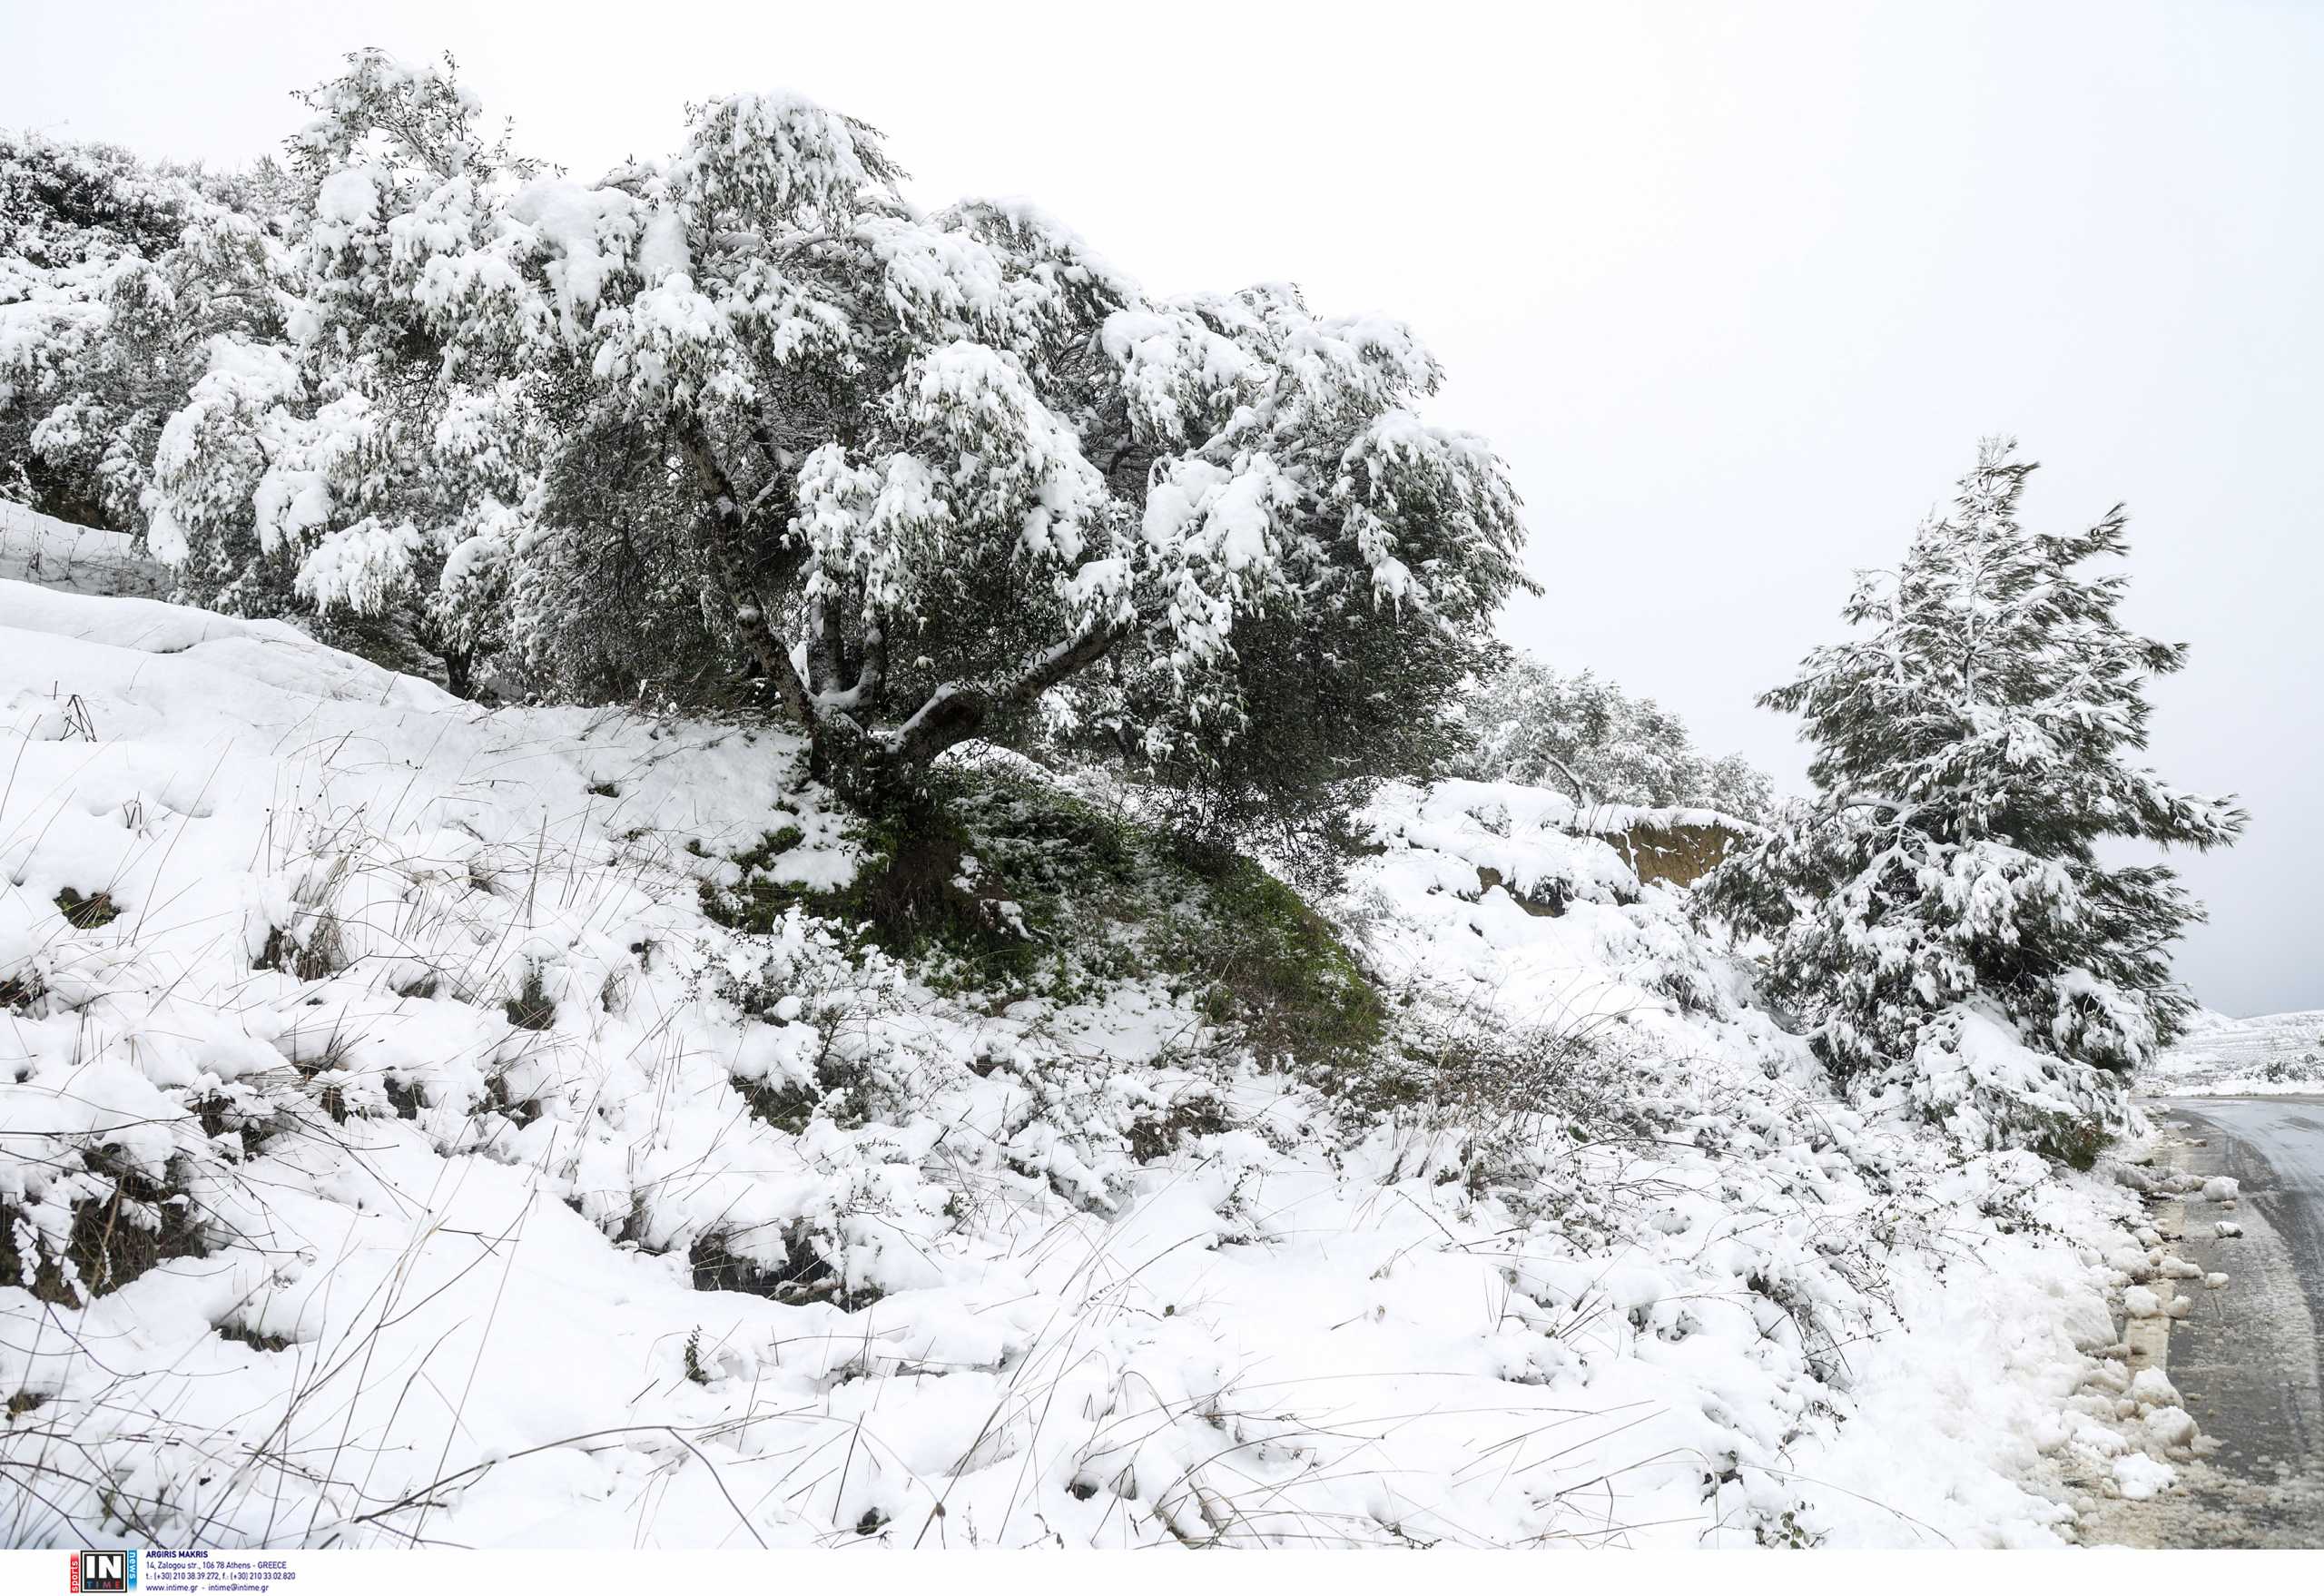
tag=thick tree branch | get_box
[883,616,1129,772]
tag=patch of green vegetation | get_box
[702,798,1049,990]
[1153,851,1385,1072]
[730,1060,874,1135]
[734,824,805,872]
[54,887,122,930]
[701,763,1386,1080]
[971,773,1388,1071]
[696,823,823,934]
[2032,1110,2106,1172]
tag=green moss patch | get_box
[1156,852,1384,1071]
[702,764,1386,1080]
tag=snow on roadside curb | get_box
[0,579,2187,1547]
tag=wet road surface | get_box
[2132,1098,2324,1544]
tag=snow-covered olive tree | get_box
[1699,441,2244,1159]
[542,109,1527,804]
[1457,653,1775,820]
[19,51,1532,812]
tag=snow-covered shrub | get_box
[1379,983,1652,1147]
[1699,441,2244,1160]
[0,133,193,267]
[142,54,552,695]
[1883,1009,2132,1170]
[0,1146,212,1308]
[0,133,287,536]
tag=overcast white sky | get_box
[8,0,2318,1016]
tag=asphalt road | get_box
[2138,1097,2324,1544]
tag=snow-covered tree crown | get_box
[1771,439,2240,859]
[1,132,289,534]
[1700,440,2245,1158]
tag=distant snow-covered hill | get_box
[2150,1010,2324,1096]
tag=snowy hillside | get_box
[0,577,2201,1549]
[2148,1010,2324,1097]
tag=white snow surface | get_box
[0,503,165,600]
[1,577,2181,1548]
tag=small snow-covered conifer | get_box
[1699,440,2244,1159]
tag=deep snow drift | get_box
[0,575,2195,1548]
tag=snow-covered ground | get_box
[0,573,2201,1548]
[2146,1010,2324,1098]
[0,503,164,600]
